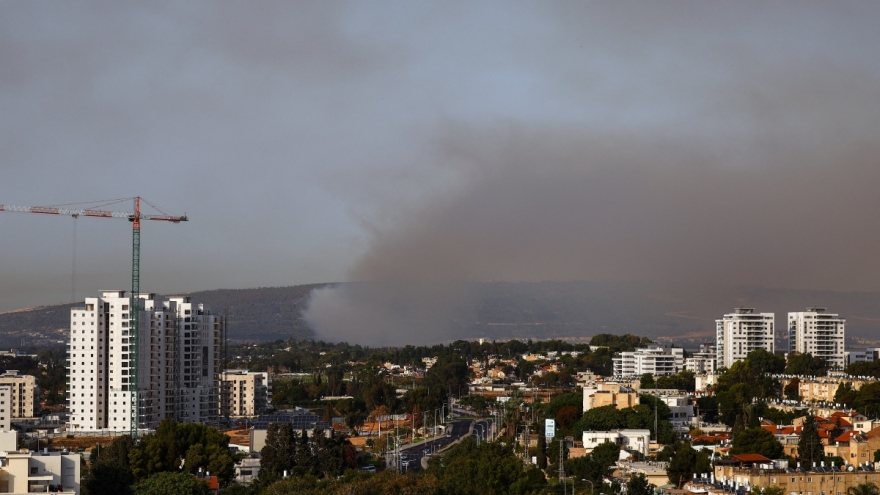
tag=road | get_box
[392,418,494,473]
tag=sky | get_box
[2,2,880,343]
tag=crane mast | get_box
[130,197,142,437]
[1,196,186,438]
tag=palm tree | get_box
[847,482,880,495]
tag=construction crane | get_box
[0,196,187,437]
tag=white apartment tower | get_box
[788,308,845,369]
[716,308,775,369]
[612,346,684,377]
[67,291,222,432]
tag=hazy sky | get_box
[3,2,880,336]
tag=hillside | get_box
[2,282,880,348]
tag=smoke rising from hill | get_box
[297,2,880,345]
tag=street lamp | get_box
[583,479,593,495]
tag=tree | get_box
[853,382,880,419]
[784,378,801,401]
[426,437,546,495]
[751,486,785,495]
[730,427,784,459]
[261,423,296,476]
[84,461,134,495]
[747,349,785,375]
[835,382,857,407]
[536,433,547,470]
[591,441,621,473]
[628,473,655,495]
[84,435,136,495]
[667,442,711,488]
[696,396,718,423]
[656,370,696,393]
[847,482,880,495]
[132,472,210,495]
[798,415,824,466]
[786,353,827,376]
[128,420,236,485]
[425,354,471,395]
[556,405,580,431]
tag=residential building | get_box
[685,344,717,375]
[582,429,650,458]
[582,382,640,412]
[234,457,262,485]
[788,308,846,369]
[660,395,694,430]
[712,454,880,495]
[0,370,36,419]
[67,291,223,432]
[612,346,684,377]
[824,428,880,463]
[248,409,332,453]
[220,370,270,418]
[844,348,880,366]
[0,449,81,494]
[695,373,718,392]
[716,308,775,369]
[0,384,10,432]
[618,461,670,487]
[778,377,871,403]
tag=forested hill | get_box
[2,282,880,348]
[0,284,325,346]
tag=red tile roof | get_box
[205,476,219,491]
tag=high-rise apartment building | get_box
[788,308,845,369]
[67,291,222,432]
[715,308,774,369]
[219,370,270,418]
[0,370,36,418]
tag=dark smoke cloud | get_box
[307,63,880,344]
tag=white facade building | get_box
[659,394,694,430]
[845,348,880,366]
[0,449,81,495]
[613,346,684,377]
[716,308,775,369]
[685,344,717,375]
[788,308,846,369]
[582,429,651,458]
[67,291,222,432]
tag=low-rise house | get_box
[0,448,81,494]
[824,428,880,464]
[582,429,650,458]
